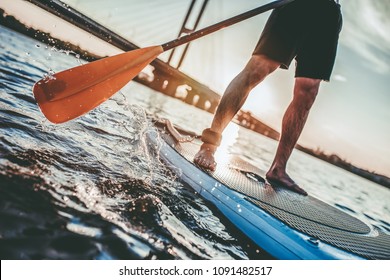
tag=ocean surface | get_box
[1,25,390,260]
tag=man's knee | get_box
[294,77,321,107]
[242,55,280,86]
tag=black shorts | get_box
[253,0,343,81]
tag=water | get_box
[1,25,389,259]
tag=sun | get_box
[242,82,276,117]
[214,123,240,166]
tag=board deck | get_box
[146,123,390,259]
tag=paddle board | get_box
[146,120,390,260]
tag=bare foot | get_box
[194,143,218,171]
[266,169,308,196]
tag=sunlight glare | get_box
[242,83,276,116]
[214,123,239,166]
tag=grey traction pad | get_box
[159,128,390,259]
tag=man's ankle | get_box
[267,165,286,177]
[200,143,218,153]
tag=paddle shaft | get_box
[161,0,294,51]
[33,0,295,123]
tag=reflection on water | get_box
[0,25,389,260]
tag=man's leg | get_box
[194,55,280,170]
[266,77,321,195]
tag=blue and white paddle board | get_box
[147,122,390,260]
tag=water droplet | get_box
[308,237,319,246]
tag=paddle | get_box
[33,0,294,123]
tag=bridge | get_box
[3,0,279,136]
[26,0,221,113]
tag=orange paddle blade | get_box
[33,46,163,123]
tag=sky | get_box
[1,0,389,177]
